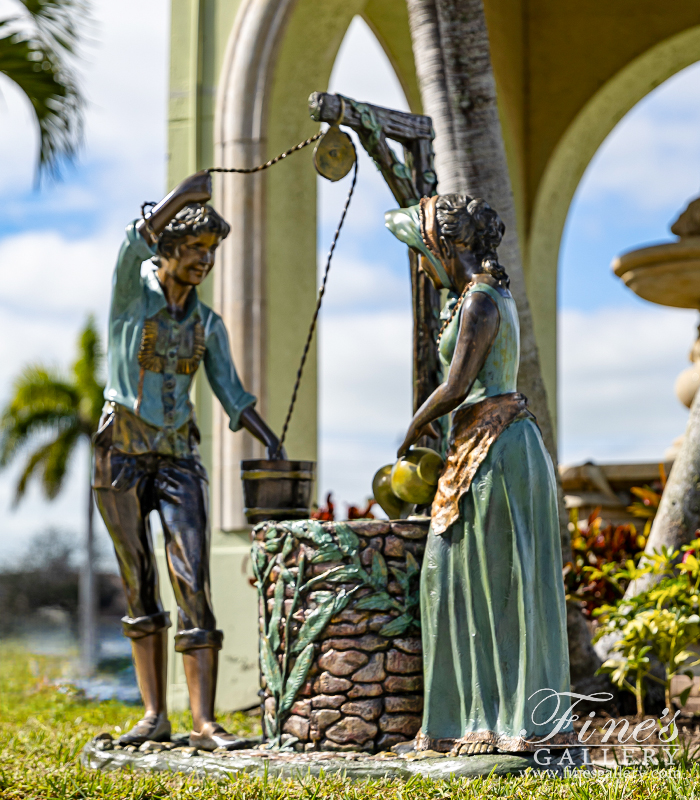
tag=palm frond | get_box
[14,423,80,502]
[0,0,88,178]
[18,0,88,54]
[0,366,79,465]
[41,423,80,498]
[72,316,105,430]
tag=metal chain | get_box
[140,132,324,220]
[208,132,323,174]
[276,145,358,455]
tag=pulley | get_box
[313,124,356,182]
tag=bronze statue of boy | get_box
[94,171,282,750]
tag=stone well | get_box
[251,518,429,752]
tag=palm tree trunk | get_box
[406,0,607,693]
[626,388,700,598]
[80,454,97,676]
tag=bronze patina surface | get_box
[431,392,532,535]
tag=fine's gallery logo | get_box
[525,689,684,768]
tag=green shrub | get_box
[591,542,700,715]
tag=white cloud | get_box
[320,252,411,313]
[558,304,698,464]
[579,62,700,215]
[318,308,413,509]
[0,229,117,321]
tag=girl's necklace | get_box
[436,282,472,347]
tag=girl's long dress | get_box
[420,282,571,752]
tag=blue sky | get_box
[0,6,698,561]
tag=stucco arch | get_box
[526,25,700,430]
[211,0,419,530]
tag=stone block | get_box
[325,620,368,636]
[352,653,386,682]
[282,715,310,740]
[311,694,346,709]
[349,521,391,535]
[361,548,377,566]
[318,649,368,676]
[309,561,344,576]
[384,675,423,693]
[325,716,378,745]
[393,637,422,654]
[340,698,382,721]
[384,536,405,557]
[330,608,367,624]
[387,581,403,595]
[314,672,352,694]
[378,713,421,737]
[290,699,311,717]
[348,682,383,698]
[297,679,314,697]
[403,540,426,557]
[387,649,423,674]
[385,695,422,713]
[367,614,395,632]
[320,741,363,752]
[264,696,276,717]
[322,634,389,653]
[390,522,429,539]
[310,709,341,735]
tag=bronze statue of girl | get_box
[386,194,573,755]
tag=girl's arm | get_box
[397,291,499,456]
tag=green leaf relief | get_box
[268,577,285,652]
[371,550,388,589]
[260,634,282,698]
[406,551,419,579]
[392,162,411,180]
[390,566,409,594]
[407,589,420,611]
[335,522,360,556]
[252,544,265,581]
[304,520,333,546]
[280,643,315,714]
[379,612,414,637]
[281,533,294,560]
[324,565,360,583]
[291,593,340,654]
[355,592,396,611]
[311,544,344,563]
[264,525,278,541]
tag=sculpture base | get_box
[81,737,587,780]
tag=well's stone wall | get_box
[252,519,429,752]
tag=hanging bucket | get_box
[241,460,316,524]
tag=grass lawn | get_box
[2,644,700,799]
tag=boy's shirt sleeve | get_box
[110,222,158,318]
[203,313,257,431]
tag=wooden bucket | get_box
[240,459,316,524]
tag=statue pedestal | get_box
[252,518,429,752]
[81,735,581,779]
